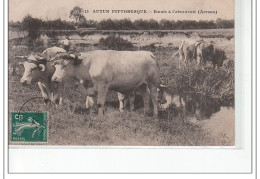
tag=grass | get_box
[8,29,234,146]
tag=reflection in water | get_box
[183,93,222,120]
[158,88,224,120]
[158,88,235,141]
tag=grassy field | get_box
[8,29,234,146]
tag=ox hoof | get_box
[68,105,76,114]
[129,107,135,112]
[43,98,50,105]
[53,99,63,106]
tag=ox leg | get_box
[58,83,63,105]
[139,85,150,114]
[38,82,50,105]
[86,96,95,109]
[148,84,158,117]
[184,54,189,66]
[178,56,182,69]
[117,92,125,112]
[129,93,135,111]
[52,83,63,105]
[97,84,109,116]
[197,55,203,67]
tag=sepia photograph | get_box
[8,0,235,146]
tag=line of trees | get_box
[9,17,234,31]
[9,15,234,39]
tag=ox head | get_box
[18,54,47,85]
[157,84,168,105]
[51,52,82,83]
[213,49,228,68]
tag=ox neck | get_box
[73,64,90,82]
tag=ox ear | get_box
[38,64,46,71]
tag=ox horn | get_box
[50,57,56,61]
[69,54,76,58]
[38,64,46,71]
[52,60,58,65]
[18,62,24,67]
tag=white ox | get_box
[18,47,66,105]
[51,50,160,116]
[171,40,215,69]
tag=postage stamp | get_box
[10,112,48,143]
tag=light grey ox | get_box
[51,50,160,116]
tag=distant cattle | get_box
[171,40,215,69]
[171,40,197,68]
[18,47,66,105]
[51,50,160,116]
[207,47,228,68]
[223,58,234,69]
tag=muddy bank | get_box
[190,107,234,143]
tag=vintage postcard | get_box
[8,0,235,146]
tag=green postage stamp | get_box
[10,112,48,143]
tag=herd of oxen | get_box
[14,39,229,118]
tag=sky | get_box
[9,0,234,22]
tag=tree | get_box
[97,19,116,30]
[148,19,159,30]
[159,19,172,30]
[118,19,134,30]
[21,14,42,40]
[69,6,85,29]
[133,19,150,30]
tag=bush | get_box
[167,63,234,107]
[21,15,42,40]
[99,35,134,51]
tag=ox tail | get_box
[150,53,160,69]
[171,40,185,60]
[192,40,204,60]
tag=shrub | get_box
[167,63,234,107]
[21,15,42,40]
[99,35,134,51]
